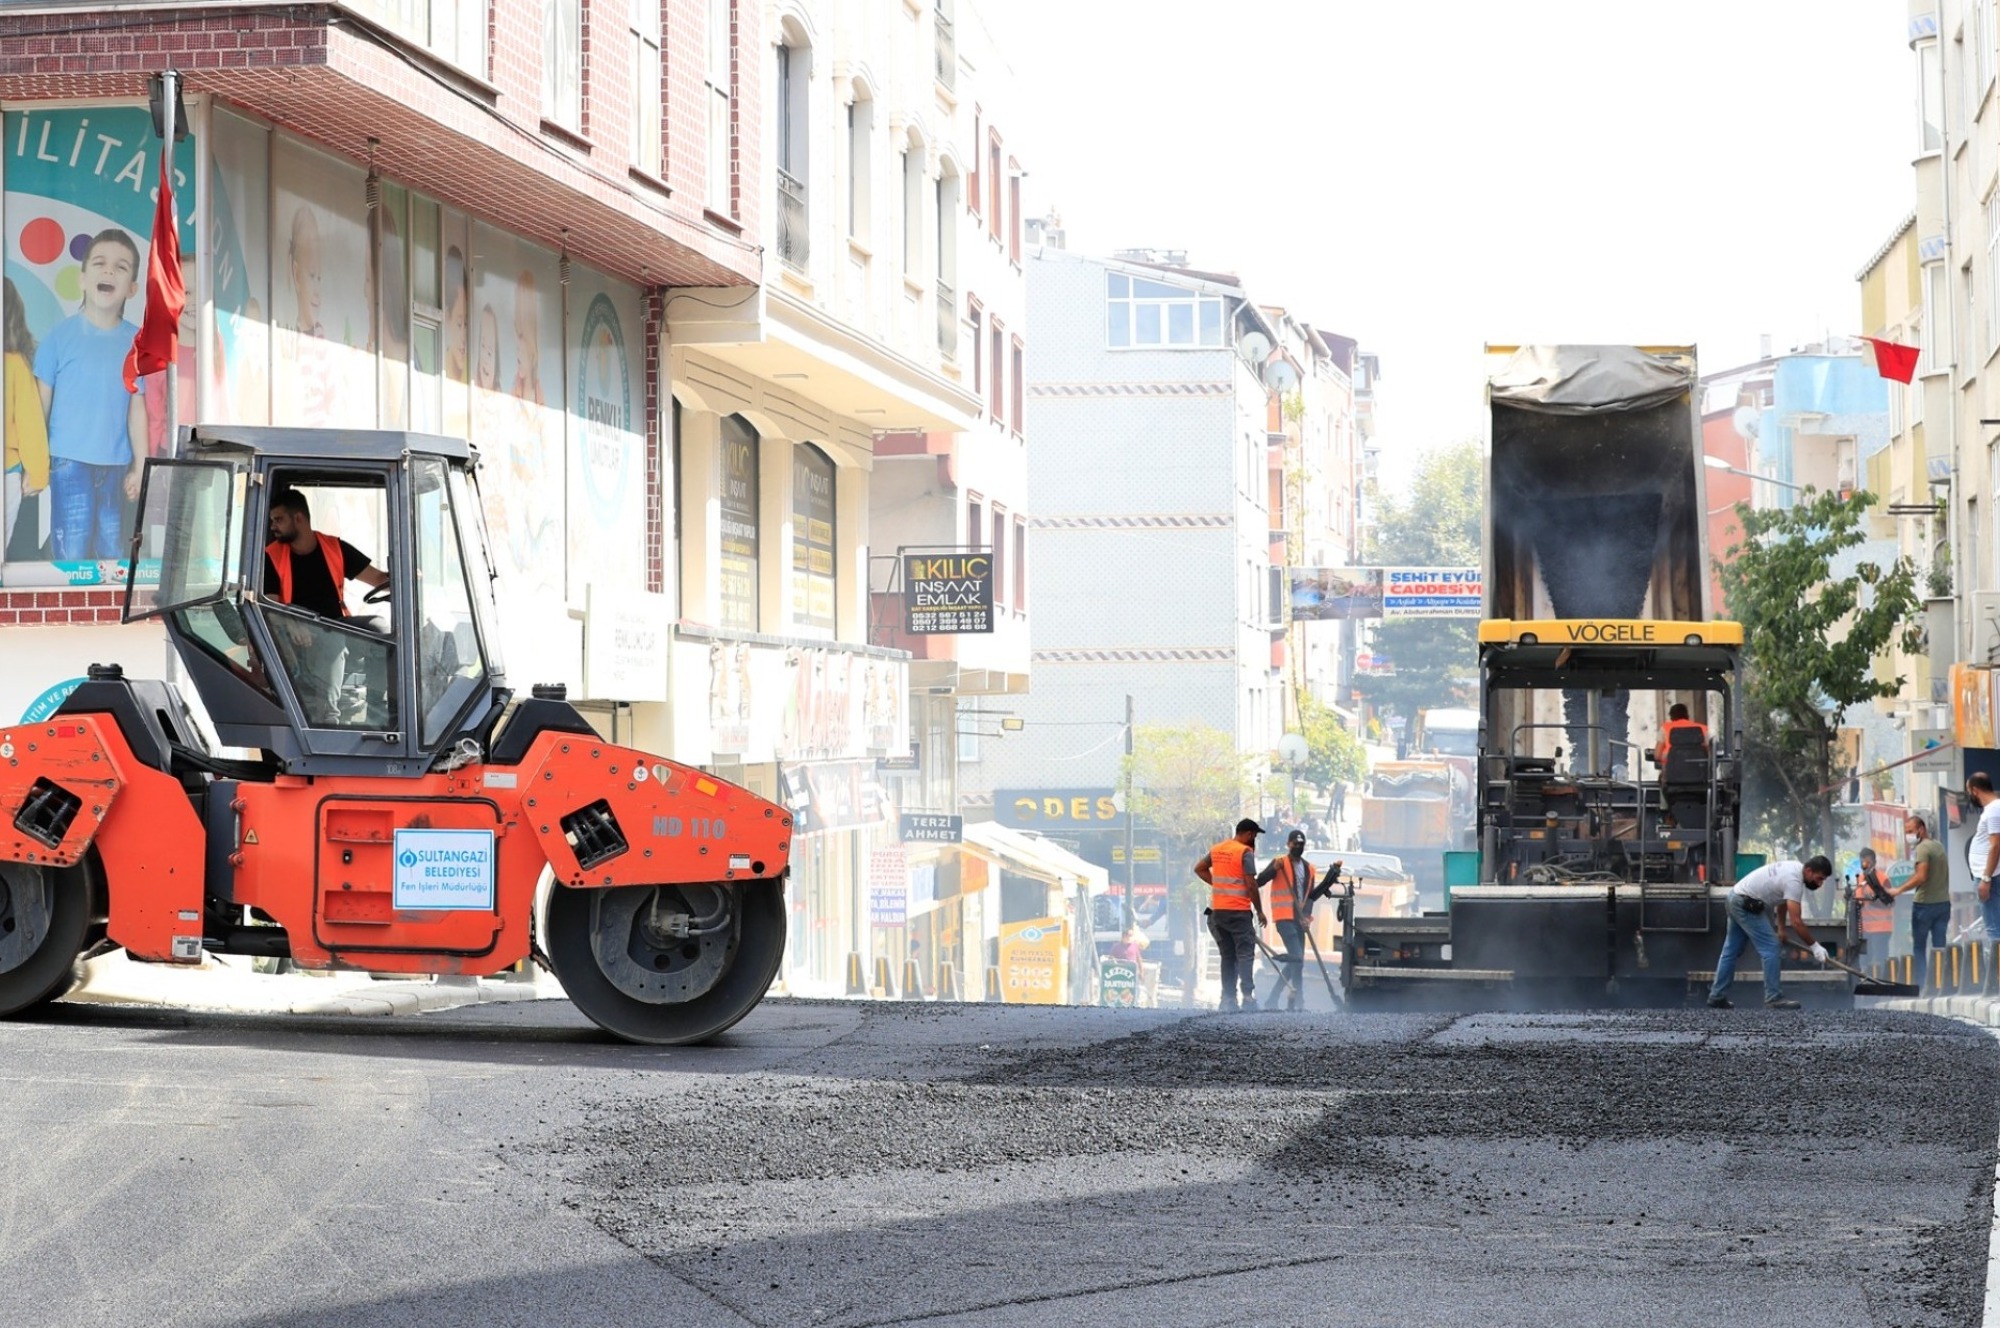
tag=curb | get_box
[69,951,562,1019]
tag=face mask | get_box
[1907,834,1919,846]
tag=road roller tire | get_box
[0,861,92,1017]
[547,877,786,1045]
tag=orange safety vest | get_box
[1656,718,1708,764]
[1208,839,1255,911]
[1267,854,1310,922]
[1854,871,1894,936]
[266,533,349,617]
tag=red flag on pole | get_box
[1863,337,1919,384]
[123,145,183,392]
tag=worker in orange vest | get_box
[1654,702,1710,766]
[1195,818,1267,1013]
[1256,829,1319,1010]
[1851,846,1895,948]
[262,487,388,723]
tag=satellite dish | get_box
[1277,733,1310,767]
[1732,405,1761,440]
[1264,360,1301,394]
[1239,331,1272,364]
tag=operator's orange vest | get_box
[266,533,349,617]
[1208,840,1254,911]
[1268,854,1310,922]
[1656,718,1708,762]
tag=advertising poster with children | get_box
[470,221,565,606]
[565,265,646,603]
[207,109,270,427]
[2,106,197,586]
[271,136,374,431]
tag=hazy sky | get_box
[979,0,1914,490]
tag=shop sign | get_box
[1912,728,1953,774]
[1288,567,1481,621]
[997,916,1067,1004]
[1099,958,1139,1009]
[1865,802,1908,863]
[900,812,962,844]
[582,585,668,702]
[994,788,1119,829]
[868,846,907,926]
[1953,663,1997,749]
[902,552,994,635]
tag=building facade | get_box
[0,0,1037,1000]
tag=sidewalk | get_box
[1870,994,2000,1026]
[67,949,564,1018]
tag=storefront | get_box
[0,99,663,722]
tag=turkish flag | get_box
[123,147,184,392]
[1864,337,1920,384]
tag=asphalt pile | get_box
[526,1004,2000,1327]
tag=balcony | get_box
[776,168,809,273]
[937,279,957,359]
[935,11,956,90]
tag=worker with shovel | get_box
[1706,855,1832,1010]
[1256,830,1318,1010]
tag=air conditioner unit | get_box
[1972,591,2000,664]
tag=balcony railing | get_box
[937,279,957,359]
[934,11,956,90]
[776,167,809,272]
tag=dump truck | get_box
[1359,760,1464,910]
[1338,347,1850,1007]
[0,428,791,1043]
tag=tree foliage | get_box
[1297,691,1367,792]
[1357,442,1484,720]
[1716,489,1925,847]
[1124,722,1253,870]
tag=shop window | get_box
[719,414,760,630]
[792,443,835,633]
[544,0,584,132]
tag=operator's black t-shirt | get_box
[263,538,371,620]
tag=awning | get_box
[962,822,1110,897]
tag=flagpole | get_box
[160,68,178,453]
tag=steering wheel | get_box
[363,581,392,605]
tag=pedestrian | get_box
[1970,774,2000,943]
[1256,829,1318,1010]
[1892,814,1949,984]
[1852,847,1894,953]
[1332,781,1348,823]
[1109,927,1145,963]
[1706,855,1832,1010]
[1194,817,1268,1013]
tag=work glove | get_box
[1808,943,1828,967]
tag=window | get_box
[412,457,488,745]
[707,0,734,209]
[543,0,582,131]
[1010,336,1024,435]
[847,91,872,241]
[1966,258,1983,368]
[775,37,810,267]
[1008,169,1021,264]
[792,444,836,633]
[967,494,984,550]
[987,129,1001,236]
[969,109,981,216]
[1925,263,1951,373]
[989,318,1003,420]
[1988,191,2000,357]
[347,0,486,76]
[1011,514,1025,612]
[1105,272,1226,348]
[719,414,760,630]
[632,0,663,174]
[1919,40,1945,152]
[1978,0,1997,112]
[903,143,924,276]
[991,507,1007,607]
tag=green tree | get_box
[1357,442,1484,720]
[1716,489,1925,849]
[1297,691,1367,795]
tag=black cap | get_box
[1286,829,1307,844]
[1235,818,1264,835]
[1804,854,1834,881]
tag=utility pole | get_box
[1122,693,1136,933]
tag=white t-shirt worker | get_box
[1707,856,1832,1009]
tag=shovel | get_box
[1822,952,1920,998]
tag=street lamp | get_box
[1703,454,1807,493]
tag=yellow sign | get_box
[1477,619,1745,647]
[1954,663,1997,748]
[997,916,1068,1005]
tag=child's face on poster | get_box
[82,242,137,315]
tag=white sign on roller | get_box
[392,829,497,911]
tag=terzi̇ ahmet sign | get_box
[903,552,994,634]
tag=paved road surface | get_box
[0,997,1992,1327]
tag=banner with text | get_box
[903,551,994,634]
[1288,567,1481,620]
